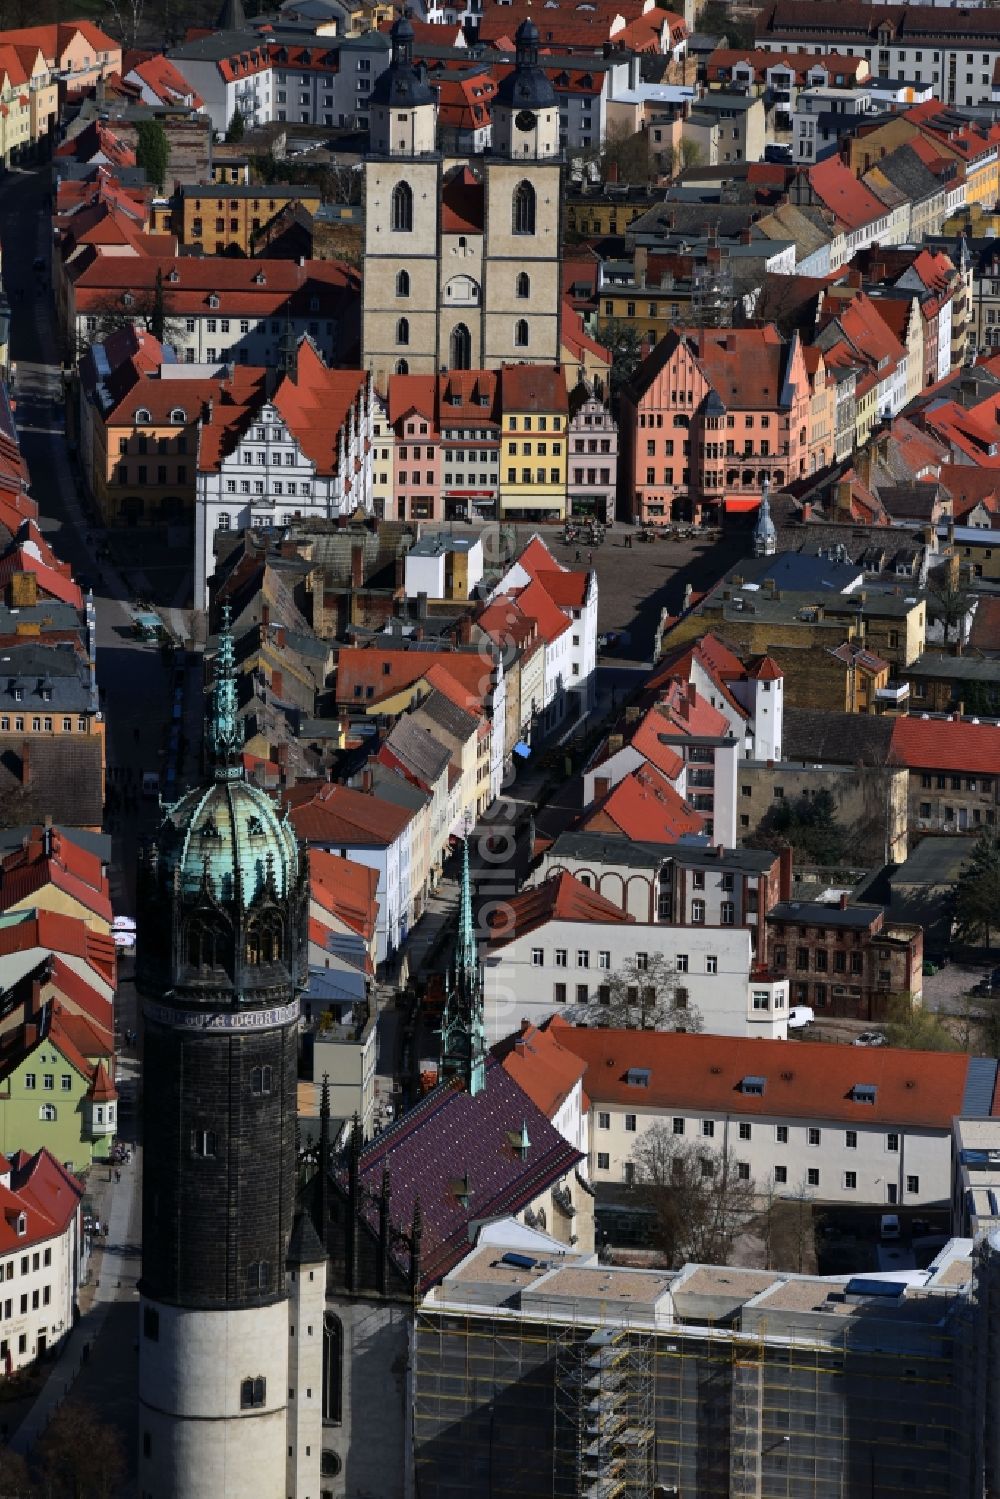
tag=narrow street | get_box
[0,165,171,1490]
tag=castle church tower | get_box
[482,15,563,369]
[136,611,319,1499]
[362,9,441,384]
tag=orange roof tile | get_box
[547,1018,972,1130]
[581,762,704,843]
[889,715,1000,775]
[488,870,633,944]
[495,1020,589,1118]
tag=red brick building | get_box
[765,895,923,1022]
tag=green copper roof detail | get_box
[207,603,243,780]
[440,835,486,1098]
[457,835,477,976]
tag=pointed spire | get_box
[206,603,244,781]
[457,835,477,978]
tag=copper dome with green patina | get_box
[157,608,300,909]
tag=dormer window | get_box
[309,295,319,312]
[168,268,180,283]
[122,292,134,308]
[209,294,221,309]
[170,408,186,424]
[135,408,151,424]
[15,1211,26,1236]
[253,271,266,286]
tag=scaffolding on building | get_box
[552,1327,654,1499]
[690,256,734,329]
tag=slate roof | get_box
[352,1057,583,1288]
[413,687,479,743]
[381,714,451,786]
[781,706,895,766]
[0,736,104,828]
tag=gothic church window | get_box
[322,1313,343,1423]
[396,317,410,346]
[186,914,226,972]
[396,359,409,375]
[512,180,536,235]
[246,911,283,965]
[396,269,410,297]
[390,182,412,232]
[516,271,530,299]
[251,1065,273,1096]
[450,323,472,370]
[514,319,529,348]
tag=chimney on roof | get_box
[261,603,270,627]
[594,775,611,799]
[779,845,792,901]
[457,614,472,645]
[688,682,697,707]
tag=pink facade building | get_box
[619,325,813,526]
[390,375,440,522]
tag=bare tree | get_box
[36,1400,126,1499]
[631,1122,755,1265]
[592,952,703,1032]
[74,287,187,360]
[105,0,146,49]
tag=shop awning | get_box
[723,498,762,513]
[513,741,531,759]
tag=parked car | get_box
[787,1005,815,1029]
[880,1213,901,1242]
[854,1031,888,1047]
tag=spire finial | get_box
[207,603,244,780]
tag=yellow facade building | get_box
[500,365,569,521]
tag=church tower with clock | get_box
[135,612,323,1499]
[361,10,562,383]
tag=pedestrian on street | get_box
[115,1169,121,1183]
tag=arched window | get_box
[39,1104,56,1122]
[170,407,186,424]
[322,1313,343,1423]
[514,319,529,349]
[240,1376,266,1409]
[135,407,151,424]
[395,359,408,375]
[450,323,471,370]
[395,269,410,298]
[217,512,231,532]
[186,913,226,972]
[516,271,530,299]
[512,180,536,235]
[245,910,283,966]
[396,317,409,346]
[390,181,413,232]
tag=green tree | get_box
[595,317,645,406]
[664,138,703,179]
[226,107,245,143]
[756,789,846,865]
[955,830,1000,950]
[135,118,170,192]
[929,580,972,647]
[599,120,654,184]
[883,993,960,1052]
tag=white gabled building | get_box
[195,338,374,605]
[550,1019,979,1211]
[0,1147,86,1374]
[483,872,789,1046]
[488,534,598,727]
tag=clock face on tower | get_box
[515,109,537,131]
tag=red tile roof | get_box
[500,363,569,414]
[0,1146,83,1254]
[284,780,413,846]
[581,762,704,843]
[808,156,887,231]
[494,1020,588,1118]
[510,577,571,645]
[547,1018,972,1129]
[0,829,112,925]
[0,910,115,989]
[335,647,498,712]
[535,567,588,609]
[627,707,686,782]
[488,870,633,945]
[440,164,486,233]
[889,715,1000,775]
[309,848,378,941]
[124,50,203,107]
